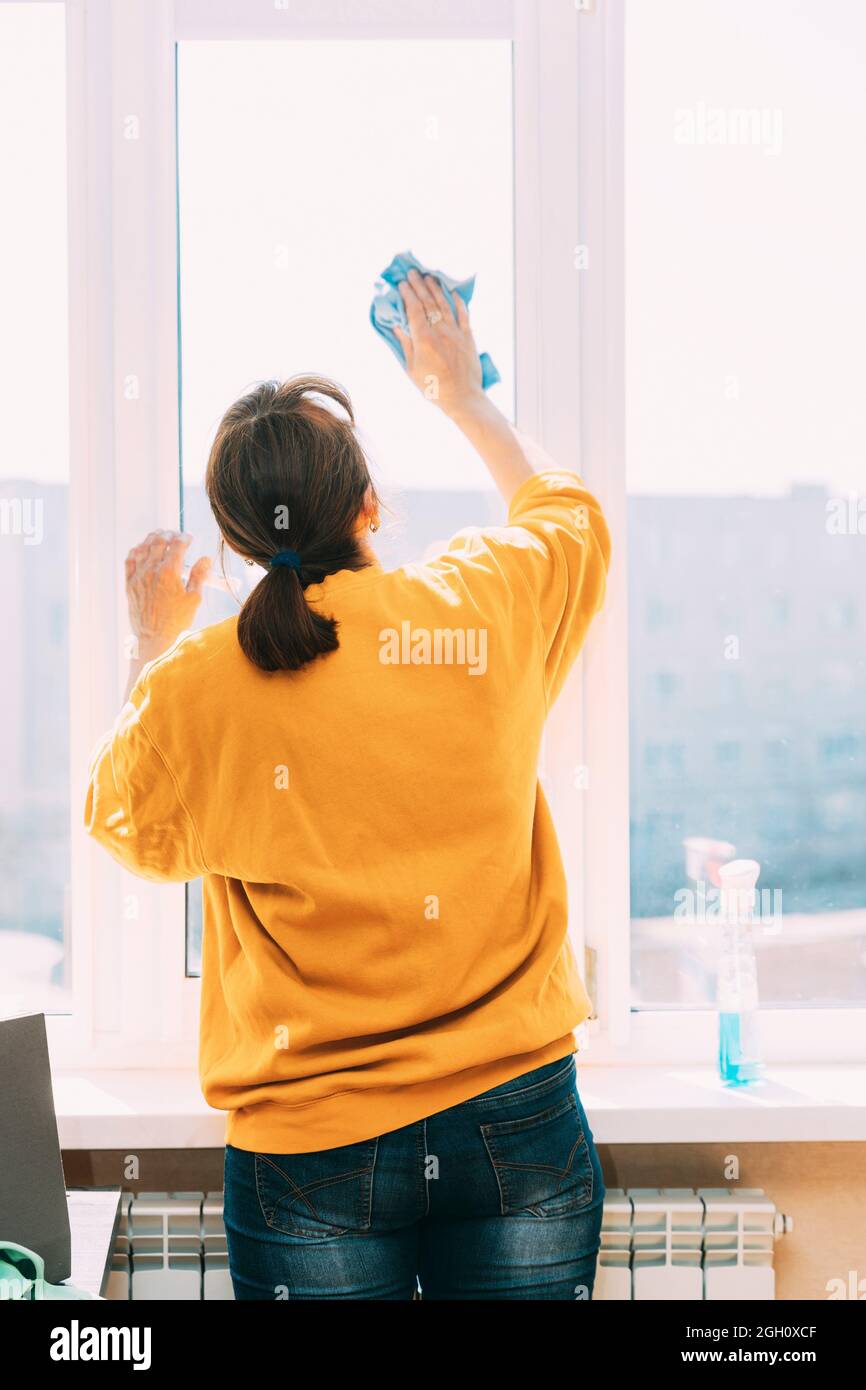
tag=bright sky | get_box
[3,1,866,500]
[0,2,68,486]
[626,0,866,496]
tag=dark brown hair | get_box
[205,375,379,673]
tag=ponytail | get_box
[237,566,339,673]
[205,375,379,674]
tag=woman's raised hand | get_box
[125,530,212,663]
[392,268,484,418]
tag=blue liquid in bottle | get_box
[718,1010,763,1085]
[717,860,764,1086]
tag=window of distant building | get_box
[646,598,680,630]
[715,740,741,767]
[763,676,790,706]
[654,670,680,699]
[645,742,686,775]
[720,533,739,568]
[765,737,792,770]
[821,734,864,766]
[719,669,743,704]
[769,593,790,627]
[819,790,866,834]
[824,598,857,631]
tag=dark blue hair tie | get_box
[270,549,302,572]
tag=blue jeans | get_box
[223,1054,605,1300]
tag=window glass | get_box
[627,0,866,1007]
[0,3,70,1014]
[177,38,515,974]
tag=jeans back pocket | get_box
[480,1092,596,1218]
[255,1138,378,1239]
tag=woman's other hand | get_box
[125,530,212,665]
[393,269,484,418]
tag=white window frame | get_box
[44,0,866,1068]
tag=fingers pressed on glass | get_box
[185,555,212,594]
[166,534,192,573]
[127,536,147,569]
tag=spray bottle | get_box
[716,859,764,1085]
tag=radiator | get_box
[107,1192,233,1301]
[596,1188,790,1300]
[107,1187,790,1300]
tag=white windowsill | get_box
[52,1063,866,1149]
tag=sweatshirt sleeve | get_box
[84,673,207,883]
[441,465,611,708]
[502,467,611,704]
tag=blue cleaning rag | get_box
[370,250,500,391]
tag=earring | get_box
[370,520,379,534]
[244,558,254,566]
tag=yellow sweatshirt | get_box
[85,469,611,1153]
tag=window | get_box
[763,674,789,706]
[645,598,680,631]
[0,2,70,1015]
[824,597,857,631]
[764,738,791,773]
[769,594,790,628]
[718,669,743,705]
[626,0,866,1011]
[176,32,515,975]
[653,671,680,700]
[23,0,863,1067]
[643,742,685,777]
[820,735,864,767]
[20,0,592,1068]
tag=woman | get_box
[86,269,611,1300]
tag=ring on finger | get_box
[426,310,444,327]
